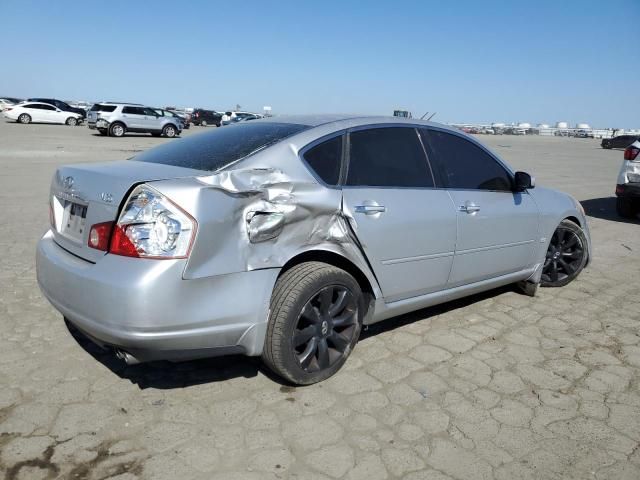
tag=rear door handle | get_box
[459,202,480,214]
[355,205,386,215]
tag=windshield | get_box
[133,122,309,172]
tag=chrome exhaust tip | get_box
[115,349,140,365]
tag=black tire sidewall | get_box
[541,220,588,287]
[266,265,363,385]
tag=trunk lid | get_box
[50,160,204,262]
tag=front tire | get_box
[616,197,637,219]
[262,262,363,385]
[18,113,31,124]
[540,219,588,287]
[65,117,78,126]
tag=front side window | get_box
[421,129,512,191]
[346,127,433,188]
[41,104,56,111]
[303,135,343,185]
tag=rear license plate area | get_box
[56,198,88,242]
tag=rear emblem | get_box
[100,192,114,203]
[62,176,74,190]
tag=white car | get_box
[3,102,83,126]
[615,140,640,218]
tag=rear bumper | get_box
[616,183,640,198]
[36,231,279,360]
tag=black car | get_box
[28,98,86,119]
[601,135,640,149]
[191,108,222,127]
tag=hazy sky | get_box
[2,0,638,128]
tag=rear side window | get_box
[303,135,343,185]
[123,106,145,115]
[421,129,512,191]
[346,127,433,188]
[90,104,117,113]
[134,122,309,172]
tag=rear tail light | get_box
[5,107,12,111]
[88,221,114,251]
[624,146,640,161]
[109,185,196,259]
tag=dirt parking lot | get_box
[1,120,639,480]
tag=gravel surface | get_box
[1,120,639,479]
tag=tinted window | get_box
[303,135,343,185]
[134,122,309,172]
[422,129,512,191]
[122,106,145,115]
[346,127,433,188]
[90,104,117,113]
[41,104,56,111]
[23,104,37,109]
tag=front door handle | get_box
[459,202,480,214]
[354,205,386,215]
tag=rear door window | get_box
[134,122,309,172]
[303,135,343,185]
[421,129,513,191]
[346,127,434,188]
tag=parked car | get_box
[3,102,83,125]
[155,108,189,129]
[222,111,263,125]
[36,115,590,385]
[0,97,22,111]
[191,108,221,127]
[602,134,640,149]
[615,140,640,218]
[28,98,86,119]
[86,103,182,137]
[574,130,594,139]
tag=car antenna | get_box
[427,112,437,121]
[420,111,429,120]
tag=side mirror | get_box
[514,171,535,191]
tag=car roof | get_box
[254,114,458,133]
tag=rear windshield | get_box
[90,104,117,112]
[133,122,309,172]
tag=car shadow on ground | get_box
[67,285,516,389]
[581,197,639,223]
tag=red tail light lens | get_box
[624,146,639,161]
[88,221,114,251]
[109,225,140,257]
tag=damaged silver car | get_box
[36,115,591,384]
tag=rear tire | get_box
[262,262,363,385]
[65,117,78,126]
[616,197,637,219]
[18,113,31,124]
[109,122,125,137]
[540,219,588,288]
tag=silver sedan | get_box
[36,115,591,384]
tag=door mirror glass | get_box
[514,171,534,191]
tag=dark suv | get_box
[191,109,222,127]
[28,98,86,119]
[602,135,640,149]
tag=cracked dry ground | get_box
[1,130,640,479]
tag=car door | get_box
[142,107,162,131]
[121,106,145,130]
[421,128,539,287]
[341,126,458,302]
[33,104,55,123]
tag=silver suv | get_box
[87,103,183,138]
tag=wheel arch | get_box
[279,248,380,322]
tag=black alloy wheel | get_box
[541,219,587,287]
[262,262,363,385]
[293,285,358,373]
